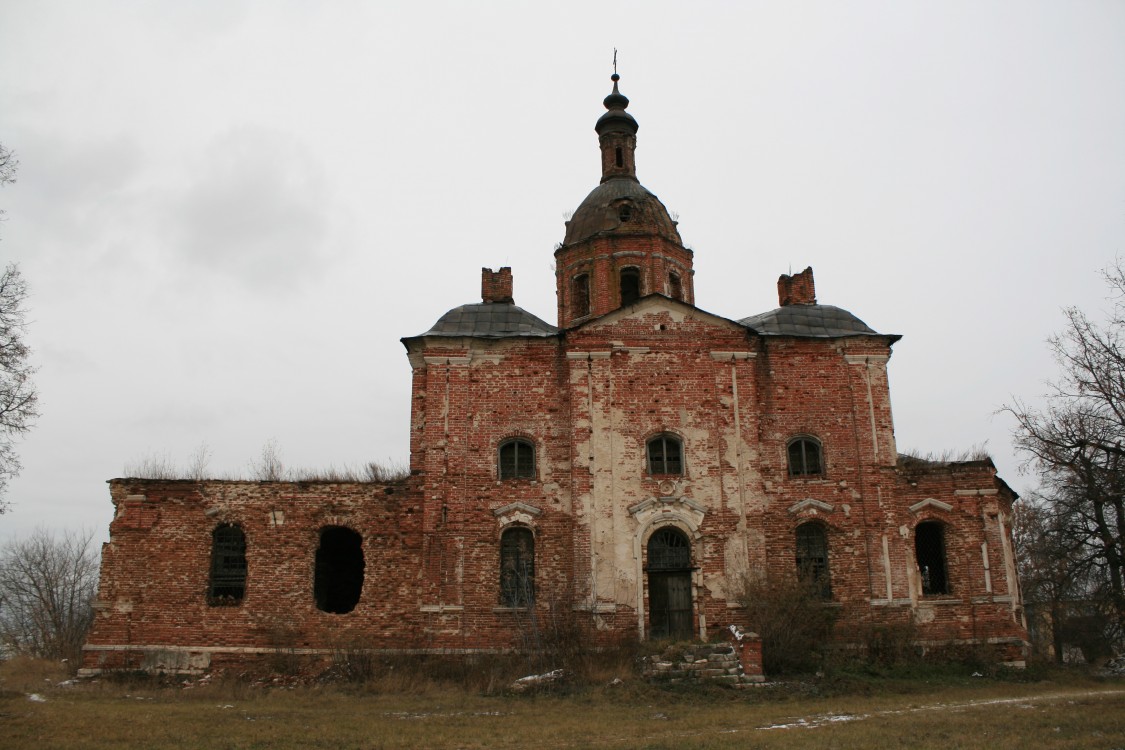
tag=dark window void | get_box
[647,527,691,571]
[499,439,535,479]
[647,434,683,475]
[615,146,624,168]
[208,524,246,605]
[618,203,632,222]
[572,274,590,318]
[500,527,535,607]
[787,437,823,476]
[795,523,832,599]
[669,272,683,301]
[314,526,365,614]
[620,267,641,306]
[915,521,949,595]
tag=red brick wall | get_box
[86,304,1027,673]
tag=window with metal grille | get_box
[500,527,534,607]
[647,527,691,571]
[620,267,641,305]
[208,524,246,605]
[314,526,365,614]
[795,522,832,599]
[646,434,683,475]
[499,439,535,480]
[573,273,590,318]
[915,521,949,595]
[787,437,823,477]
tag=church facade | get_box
[81,76,1027,675]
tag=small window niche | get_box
[314,526,365,614]
[208,524,247,606]
[787,437,823,477]
[646,434,683,476]
[915,521,950,595]
[499,438,535,480]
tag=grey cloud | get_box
[164,127,335,292]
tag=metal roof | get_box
[416,303,558,338]
[739,304,889,338]
[562,178,682,246]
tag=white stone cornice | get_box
[566,351,611,360]
[787,498,835,515]
[909,498,954,514]
[628,495,706,521]
[844,354,889,365]
[493,502,543,528]
[709,351,757,361]
[492,501,543,518]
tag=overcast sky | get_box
[1,1,1123,543]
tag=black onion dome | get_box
[417,303,558,338]
[596,73,638,135]
[563,179,682,245]
[739,305,895,339]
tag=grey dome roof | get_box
[739,304,889,338]
[562,178,682,246]
[417,303,558,338]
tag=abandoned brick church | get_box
[81,75,1028,674]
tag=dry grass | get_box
[0,658,1122,749]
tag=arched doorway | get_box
[647,527,693,640]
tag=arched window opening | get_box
[787,437,823,477]
[668,272,683,301]
[208,524,246,605]
[500,527,535,607]
[314,526,365,614]
[620,267,641,306]
[618,203,632,222]
[915,521,949,595]
[646,434,683,476]
[499,438,535,480]
[572,274,590,318]
[647,527,693,640]
[615,146,624,168]
[795,523,831,599]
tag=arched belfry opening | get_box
[646,527,693,640]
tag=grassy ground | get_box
[1,658,1122,749]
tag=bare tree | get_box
[0,144,34,510]
[1013,495,1120,661]
[0,529,99,661]
[1006,263,1125,638]
[0,263,39,509]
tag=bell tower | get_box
[555,73,695,327]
